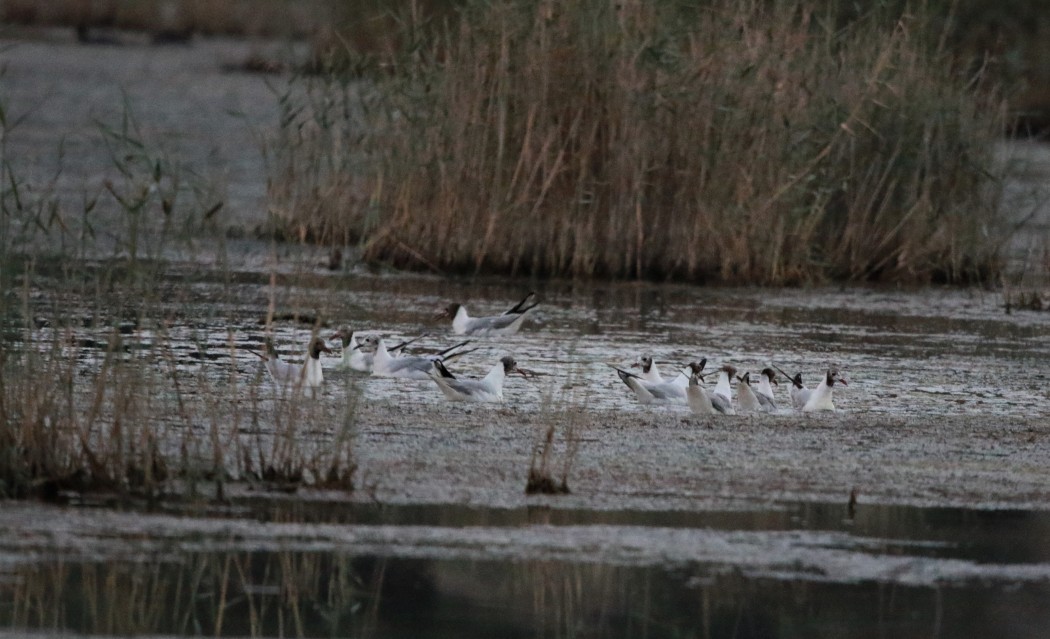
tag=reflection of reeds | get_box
[1,549,378,637]
[272,0,1008,284]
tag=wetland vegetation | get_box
[1,1,1049,637]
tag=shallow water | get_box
[29,259,1050,420]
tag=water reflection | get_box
[2,552,1048,638]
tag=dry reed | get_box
[271,0,1008,284]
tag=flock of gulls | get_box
[252,292,848,414]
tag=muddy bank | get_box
[300,397,1050,512]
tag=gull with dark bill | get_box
[438,292,539,336]
[330,327,375,373]
[428,355,527,402]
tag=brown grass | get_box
[270,0,1008,285]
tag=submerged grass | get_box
[271,0,1008,284]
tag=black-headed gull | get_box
[611,360,703,405]
[686,364,733,415]
[773,365,809,409]
[439,292,539,336]
[755,367,779,411]
[258,336,331,391]
[330,327,374,373]
[687,368,716,415]
[802,369,848,412]
[711,364,737,415]
[631,355,663,382]
[773,365,847,411]
[331,328,422,374]
[735,371,762,412]
[736,371,777,413]
[428,355,525,402]
[371,337,474,380]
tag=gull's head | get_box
[437,303,462,320]
[720,364,737,379]
[330,327,353,348]
[500,355,519,375]
[264,337,279,359]
[738,371,751,385]
[684,359,707,377]
[761,367,779,386]
[309,337,332,359]
[828,369,848,386]
[631,355,654,374]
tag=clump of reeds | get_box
[526,421,580,495]
[272,0,1008,284]
[1003,289,1048,312]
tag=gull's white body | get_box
[687,375,716,415]
[451,305,532,336]
[372,338,438,380]
[304,355,324,387]
[429,359,511,402]
[336,331,373,373]
[263,338,329,394]
[636,378,688,404]
[736,377,763,412]
[791,385,812,410]
[617,361,703,407]
[265,355,303,387]
[712,369,736,415]
[802,372,839,412]
[445,293,538,336]
[755,374,779,411]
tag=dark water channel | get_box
[2,499,1050,638]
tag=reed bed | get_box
[271,0,1008,284]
